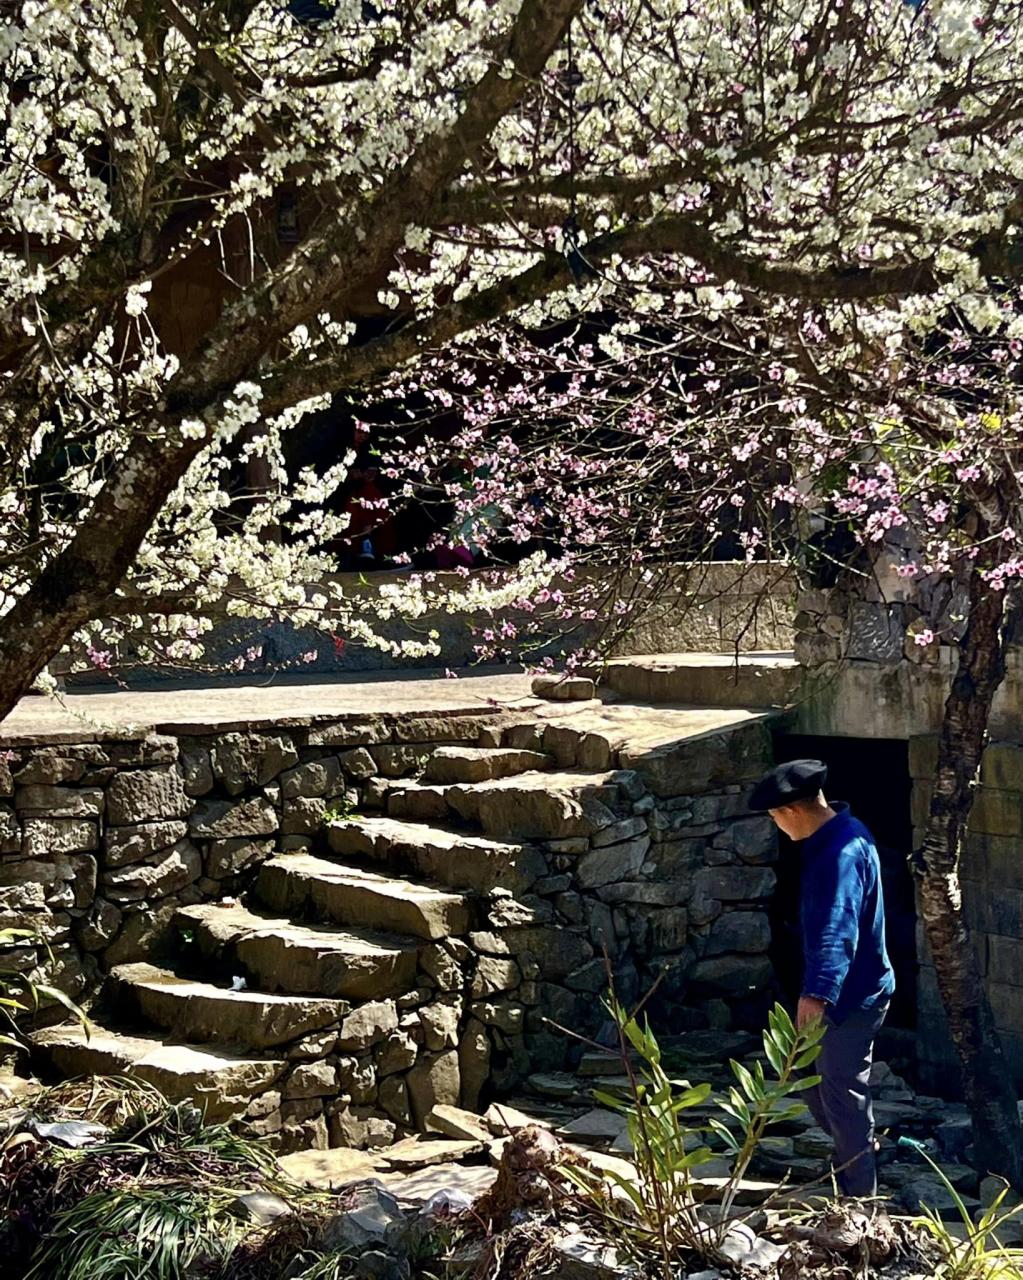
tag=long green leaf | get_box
[673,1082,712,1109]
[730,1059,757,1099]
[601,1167,648,1214]
[592,1089,630,1112]
[707,1117,741,1153]
[763,1036,784,1075]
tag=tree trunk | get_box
[0,429,203,723]
[916,558,1023,1187]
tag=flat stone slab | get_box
[32,1023,157,1076]
[557,1108,629,1140]
[425,1105,493,1143]
[598,651,799,709]
[32,1022,283,1121]
[527,1072,581,1100]
[0,668,536,743]
[529,698,776,789]
[176,902,418,1000]
[326,816,546,894]
[379,1137,484,1168]
[278,1146,384,1188]
[448,770,624,840]
[385,781,456,822]
[422,746,551,784]
[484,1102,553,1134]
[379,1162,498,1204]
[109,962,345,1048]
[256,854,471,941]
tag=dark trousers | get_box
[804,1000,888,1197]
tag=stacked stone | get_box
[234,978,470,1153]
[0,714,495,1008]
[794,549,969,671]
[8,698,782,1155]
[466,715,779,1075]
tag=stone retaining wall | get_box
[0,713,495,1000]
[2,707,779,1152]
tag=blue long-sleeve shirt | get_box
[800,804,895,1022]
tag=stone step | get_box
[108,961,346,1049]
[325,816,546,894]
[31,1021,283,1121]
[421,746,552,785]
[446,770,625,841]
[175,902,419,1000]
[255,853,472,941]
[597,652,800,708]
[386,781,457,822]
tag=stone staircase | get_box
[31,670,783,1154]
[31,738,587,1149]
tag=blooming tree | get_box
[5,0,1023,1179]
[378,283,1023,1183]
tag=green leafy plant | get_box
[26,1184,243,1280]
[287,1255,354,1280]
[907,1140,1023,1280]
[0,926,89,1053]
[322,797,356,825]
[563,994,824,1278]
[4,1081,290,1280]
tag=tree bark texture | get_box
[915,538,1023,1187]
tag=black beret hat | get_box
[749,759,828,812]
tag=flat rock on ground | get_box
[378,1137,484,1168]
[380,1162,499,1205]
[277,1146,383,1188]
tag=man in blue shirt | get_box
[751,758,896,1197]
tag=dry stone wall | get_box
[4,706,778,1154]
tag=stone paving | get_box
[0,666,539,743]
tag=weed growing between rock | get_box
[4,1034,1019,1279]
[0,925,88,1055]
[909,1145,1023,1280]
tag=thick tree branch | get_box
[163,0,585,415]
[259,214,955,412]
[0,0,585,722]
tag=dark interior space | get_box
[767,734,917,1033]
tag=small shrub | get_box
[564,992,824,1278]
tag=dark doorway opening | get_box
[768,734,917,1033]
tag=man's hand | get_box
[797,995,828,1030]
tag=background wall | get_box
[66,562,796,683]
